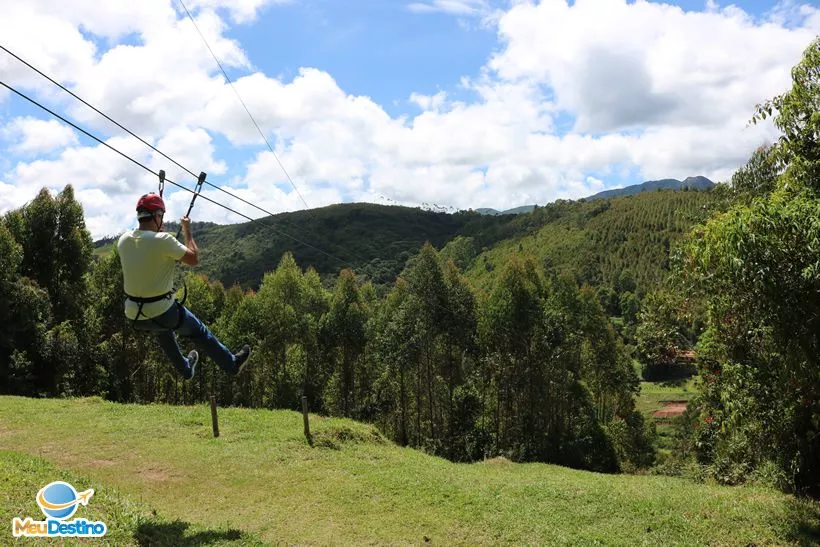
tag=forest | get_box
[1,37,818,499]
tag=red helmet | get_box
[136,193,165,218]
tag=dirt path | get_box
[652,401,688,418]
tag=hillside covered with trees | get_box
[104,185,717,299]
[2,36,818,499]
[188,203,518,289]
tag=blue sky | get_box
[223,0,781,113]
[196,0,506,197]
[228,1,498,112]
[0,0,818,238]
[193,0,507,193]
[210,0,805,201]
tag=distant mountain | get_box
[502,205,537,215]
[473,177,714,216]
[475,205,537,216]
[585,176,715,201]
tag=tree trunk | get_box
[399,364,408,446]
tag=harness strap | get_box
[177,281,188,307]
[124,291,183,331]
[125,282,187,332]
[125,291,172,324]
[125,291,173,304]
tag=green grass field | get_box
[637,378,698,454]
[0,450,265,545]
[636,378,697,412]
[0,395,817,545]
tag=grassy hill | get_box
[636,379,699,457]
[0,396,817,545]
[1,450,263,545]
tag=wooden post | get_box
[302,395,311,442]
[210,395,219,438]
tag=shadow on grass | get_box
[135,519,259,546]
[658,377,693,388]
[785,499,820,546]
[642,364,696,385]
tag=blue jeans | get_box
[131,302,237,377]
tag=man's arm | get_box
[179,216,199,266]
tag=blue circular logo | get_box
[37,481,79,520]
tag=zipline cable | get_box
[2,77,471,324]
[0,44,392,273]
[0,43,302,228]
[2,47,456,311]
[0,45,197,182]
[0,43,369,269]
[0,78,355,268]
[176,0,313,214]
[0,82,222,211]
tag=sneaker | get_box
[185,350,199,380]
[232,345,251,375]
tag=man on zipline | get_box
[118,192,251,380]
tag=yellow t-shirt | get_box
[117,230,189,320]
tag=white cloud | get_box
[409,91,448,112]
[20,0,176,40]
[152,126,228,179]
[1,0,819,242]
[407,1,489,15]
[0,1,251,136]
[0,3,98,95]
[0,179,28,214]
[488,0,819,133]
[199,69,373,146]
[186,0,293,24]
[2,117,79,154]
[407,0,504,29]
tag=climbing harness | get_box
[125,291,183,328]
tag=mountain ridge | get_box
[585,175,715,201]
[473,176,715,215]
[91,177,717,292]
